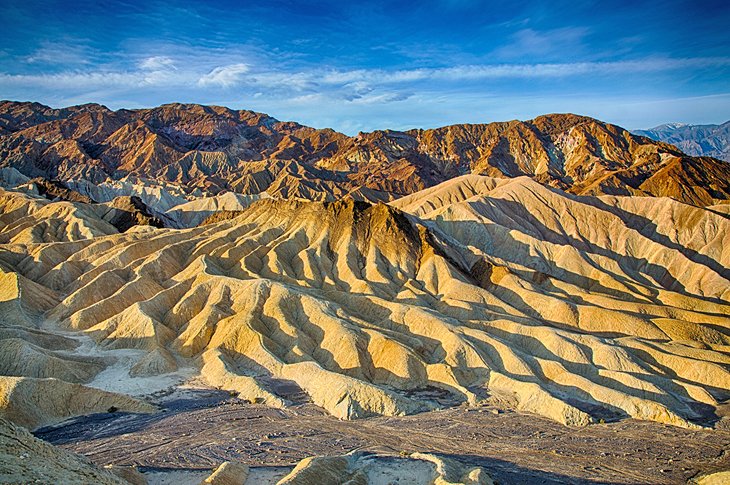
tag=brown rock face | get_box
[1,102,729,205]
[198,210,245,225]
[102,195,165,232]
[28,178,94,204]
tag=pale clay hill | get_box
[2,101,730,206]
[0,175,728,439]
[1,102,730,484]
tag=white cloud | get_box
[139,56,177,71]
[2,57,727,95]
[318,57,730,85]
[0,71,145,89]
[25,41,94,66]
[491,27,590,60]
[348,91,412,105]
[1,55,728,120]
[197,63,250,87]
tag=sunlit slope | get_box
[0,177,727,428]
[3,101,730,205]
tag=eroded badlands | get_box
[0,174,729,483]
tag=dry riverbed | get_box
[35,387,730,485]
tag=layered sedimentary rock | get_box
[0,188,168,243]
[165,191,268,228]
[1,101,729,206]
[0,417,133,484]
[100,196,165,232]
[0,175,727,429]
[0,188,118,243]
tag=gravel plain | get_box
[34,387,730,485]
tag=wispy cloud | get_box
[1,52,729,134]
[1,0,728,135]
[2,55,728,95]
[318,57,730,85]
[139,56,177,71]
[491,27,591,60]
[197,63,250,87]
[25,40,96,66]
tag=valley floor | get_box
[36,387,730,485]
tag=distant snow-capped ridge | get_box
[633,120,730,162]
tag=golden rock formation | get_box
[0,175,727,428]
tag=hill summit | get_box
[1,101,729,206]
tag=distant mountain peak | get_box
[651,122,689,130]
[634,121,730,162]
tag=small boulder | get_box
[693,470,730,485]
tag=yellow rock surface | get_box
[201,461,249,485]
[0,376,155,429]
[0,417,129,484]
[0,176,727,428]
[276,451,494,485]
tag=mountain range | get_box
[1,100,729,483]
[2,101,730,207]
[634,121,730,162]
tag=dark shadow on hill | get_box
[587,197,730,282]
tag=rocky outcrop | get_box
[27,178,93,203]
[277,451,494,485]
[99,196,165,232]
[201,461,249,485]
[1,101,729,205]
[0,376,156,429]
[692,470,730,485]
[0,188,119,243]
[166,191,266,227]
[199,210,246,226]
[0,417,130,484]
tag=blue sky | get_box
[0,0,728,134]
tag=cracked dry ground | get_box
[37,389,730,485]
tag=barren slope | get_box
[2,101,729,205]
[0,176,727,430]
[0,417,129,484]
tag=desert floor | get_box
[35,387,730,485]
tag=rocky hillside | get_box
[0,418,134,484]
[635,121,730,162]
[1,176,727,429]
[2,101,730,206]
